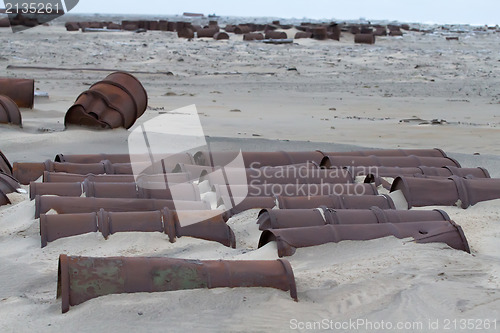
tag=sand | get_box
[0,16,499,332]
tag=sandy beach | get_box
[0,14,499,332]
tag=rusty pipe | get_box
[34,195,210,218]
[323,148,447,158]
[391,176,500,209]
[276,194,396,210]
[57,255,297,313]
[30,181,201,201]
[0,78,34,108]
[194,151,325,168]
[42,171,191,184]
[41,208,234,248]
[320,155,461,169]
[258,220,470,257]
[257,207,449,230]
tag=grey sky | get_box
[71,0,499,25]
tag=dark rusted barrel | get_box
[355,33,375,44]
[0,78,34,108]
[224,24,236,32]
[374,27,387,36]
[0,18,10,28]
[58,255,297,313]
[257,207,449,230]
[34,195,210,218]
[234,25,251,34]
[0,95,22,126]
[178,27,194,38]
[276,194,396,210]
[243,33,264,41]
[213,32,229,40]
[0,172,21,207]
[197,27,219,38]
[107,23,121,30]
[321,155,460,169]
[295,32,312,39]
[312,27,328,40]
[65,72,148,129]
[258,220,470,257]
[389,30,403,36]
[391,176,500,209]
[265,31,288,39]
[65,22,80,31]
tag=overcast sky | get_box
[70,0,499,25]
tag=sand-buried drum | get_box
[0,78,34,108]
[65,72,148,129]
[0,95,22,126]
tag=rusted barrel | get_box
[0,150,12,176]
[265,31,288,39]
[391,176,500,209]
[259,220,470,257]
[194,151,325,168]
[65,22,80,31]
[58,255,297,313]
[312,27,328,40]
[243,33,264,41]
[355,33,375,44]
[178,27,194,38]
[0,78,34,108]
[257,207,449,230]
[224,24,236,32]
[0,172,21,207]
[213,32,229,40]
[276,194,396,210]
[34,195,210,218]
[197,27,219,38]
[374,27,387,36]
[0,95,22,126]
[295,32,312,39]
[321,155,461,169]
[214,183,377,200]
[65,72,148,129]
[389,30,403,36]
[323,148,447,158]
[234,25,251,34]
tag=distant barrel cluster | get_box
[59,19,419,45]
